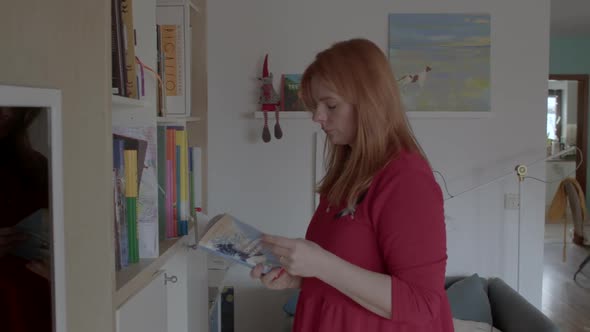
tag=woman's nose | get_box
[312,109,326,123]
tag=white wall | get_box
[207,0,550,330]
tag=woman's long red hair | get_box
[300,38,427,208]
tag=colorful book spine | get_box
[124,149,139,263]
[180,129,189,235]
[157,126,167,241]
[175,144,181,236]
[166,128,177,237]
[189,147,194,220]
[166,160,174,238]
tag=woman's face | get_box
[310,77,357,146]
[0,108,22,139]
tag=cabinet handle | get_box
[185,243,199,250]
[165,273,178,285]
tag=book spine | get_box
[175,144,181,236]
[157,126,167,241]
[189,147,194,220]
[124,150,139,263]
[166,160,174,238]
[180,129,188,235]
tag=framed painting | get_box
[388,13,491,117]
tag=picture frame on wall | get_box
[388,13,492,118]
[281,74,307,112]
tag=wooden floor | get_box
[543,242,590,332]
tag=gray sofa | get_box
[445,276,558,332]
[283,276,559,332]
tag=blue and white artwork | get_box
[388,13,491,113]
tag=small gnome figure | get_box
[258,54,282,142]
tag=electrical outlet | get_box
[504,193,520,210]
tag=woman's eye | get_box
[327,104,337,110]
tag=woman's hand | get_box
[261,235,329,279]
[0,227,27,258]
[250,265,301,290]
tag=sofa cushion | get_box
[446,273,493,325]
[283,293,299,316]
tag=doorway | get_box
[545,74,589,244]
[543,74,590,331]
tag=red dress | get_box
[293,150,454,332]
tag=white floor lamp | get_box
[440,147,578,294]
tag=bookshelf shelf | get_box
[112,95,151,108]
[157,116,201,125]
[254,111,311,119]
[114,223,194,308]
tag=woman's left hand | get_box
[261,234,329,278]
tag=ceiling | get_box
[550,0,590,37]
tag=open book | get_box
[198,214,281,273]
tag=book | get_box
[198,214,281,273]
[280,74,307,112]
[113,127,159,258]
[113,138,129,269]
[124,149,139,263]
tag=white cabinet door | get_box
[163,244,189,332]
[187,244,209,331]
[116,272,167,332]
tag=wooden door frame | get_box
[549,74,589,197]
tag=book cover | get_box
[113,138,129,268]
[198,214,281,273]
[281,74,306,112]
[113,127,159,258]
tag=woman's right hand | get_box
[0,227,28,258]
[250,264,301,290]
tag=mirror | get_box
[0,107,53,331]
[0,85,65,332]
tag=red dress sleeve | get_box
[368,154,448,324]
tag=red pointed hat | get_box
[262,54,269,78]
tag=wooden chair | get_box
[563,182,590,280]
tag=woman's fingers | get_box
[250,263,264,279]
[268,245,291,259]
[260,267,283,286]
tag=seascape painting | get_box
[388,13,491,113]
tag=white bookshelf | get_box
[157,115,201,124]
[254,111,311,119]
[112,95,151,108]
[110,0,209,330]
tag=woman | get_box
[251,39,453,331]
[0,107,52,332]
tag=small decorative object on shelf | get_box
[258,54,282,142]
